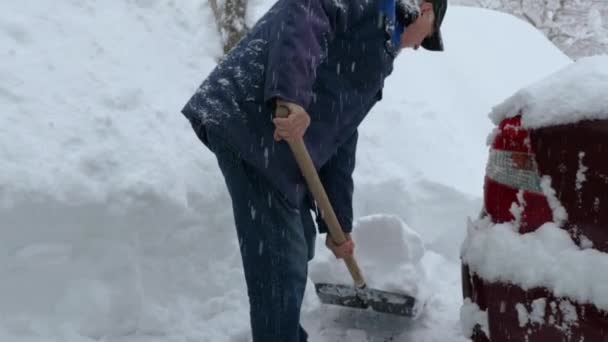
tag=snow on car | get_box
[462,55,608,342]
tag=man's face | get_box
[400,1,435,50]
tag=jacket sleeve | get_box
[263,0,360,109]
[316,131,358,234]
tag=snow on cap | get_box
[490,55,608,129]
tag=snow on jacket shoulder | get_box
[264,0,367,109]
[182,0,402,231]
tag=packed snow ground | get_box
[0,1,571,341]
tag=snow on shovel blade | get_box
[315,283,417,317]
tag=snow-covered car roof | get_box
[490,55,608,129]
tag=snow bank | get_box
[490,55,608,128]
[0,1,219,208]
[0,1,251,340]
[309,214,427,315]
[1,1,571,341]
[461,217,608,311]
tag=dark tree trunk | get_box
[209,0,249,55]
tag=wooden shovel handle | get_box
[276,105,366,288]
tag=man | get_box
[181,0,447,340]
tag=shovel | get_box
[275,106,417,317]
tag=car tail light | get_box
[486,149,542,194]
[484,116,553,232]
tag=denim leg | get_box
[298,204,317,342]
[300,205,316,262]
[209,134,315,342]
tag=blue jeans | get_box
[207,131,316,342]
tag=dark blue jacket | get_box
[182,0,406,232]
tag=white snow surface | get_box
[462,217,608,312]
[0,2,572,342]
[490,55,608,129]
[309,215,428,316]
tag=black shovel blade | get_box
[314,283,417,317]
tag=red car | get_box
[462,113,608,341]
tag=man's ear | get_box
[419,2,433,13]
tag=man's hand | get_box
[273,100,311,142]
[325,233,355,259]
